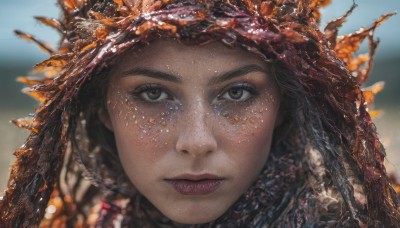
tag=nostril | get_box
[181,149,189,154]
[176,138,217,156]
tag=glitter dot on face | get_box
[100,39,281,225]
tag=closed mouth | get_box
[165,174,225,195]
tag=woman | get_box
[1,0,399,227]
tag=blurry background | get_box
[1,1,399,191]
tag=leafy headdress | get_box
[1,0,399,227]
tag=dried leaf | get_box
[21,87,46,103]
[11,117,39,133]
[35,17,63,32]
[324,3,356,49]
[363,81,384,105]
[14,30,55,54]
[64,0,78,10]
[335,12,396,84]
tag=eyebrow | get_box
[120,67,182,83]
[120,64,266,84]
[208,64,267,85]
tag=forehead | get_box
[114,39,267,78]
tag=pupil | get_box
[229,89,243,99]
[148,89,161,99]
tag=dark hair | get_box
[1,0,399,227]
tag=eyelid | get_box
[130,83,173,102]
[131,84,161,94]
[219,82,257,96]
[214,82,258,103]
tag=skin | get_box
[99,39,281,225]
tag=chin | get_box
[165,207,227,225]
[170,215,220,225]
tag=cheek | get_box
[222,111,276,166]
[217,98,278,147]
[106,91,179,167]
[215,95,280,173]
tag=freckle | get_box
[166,64,170,69]
[124,98,128,103]
[107,100,111,105]
[142,116,145,119]
[261,119,264,123]
[222,111,229,117]
[132,115,136,119]
[228,115,240,124]
[143,130,147,134]
[161,121,167,126]
[134,107,138,111]
[249,117,257,124]
[161,112,165,116]
[166,129,169,133]
[134,120,138,124]
[125,122,129,127]
[148,117,156,124]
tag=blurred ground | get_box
[0,110,30,188]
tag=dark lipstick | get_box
[165,174,224,195]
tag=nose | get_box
[175,101,218,157]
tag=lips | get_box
[165,174,224,195]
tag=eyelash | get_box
[130,84,172,103]
[217,83,258,103]
[129,82,258,103]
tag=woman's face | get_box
[101,40,281,224]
